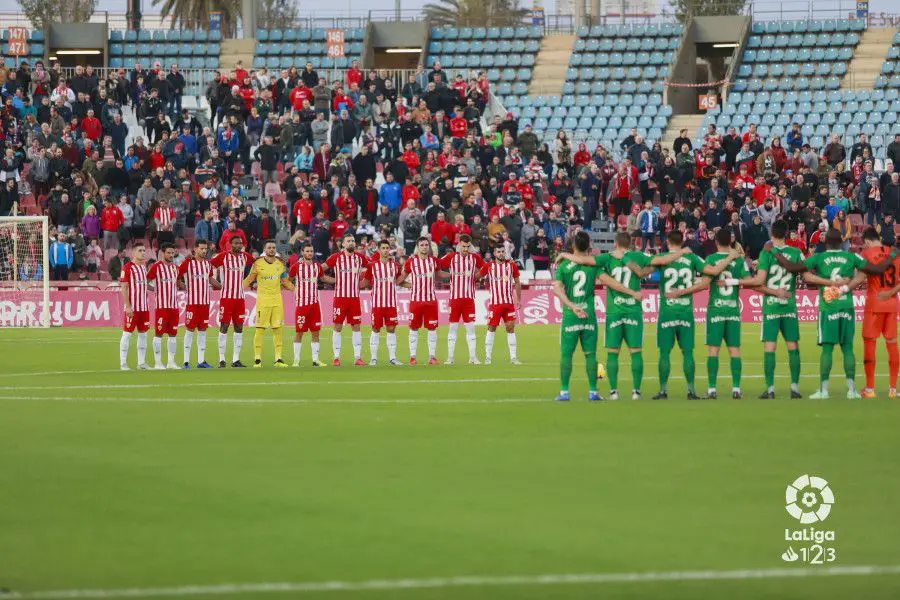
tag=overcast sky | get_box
[94,0,899,17]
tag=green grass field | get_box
[1,323,900,599]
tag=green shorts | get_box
[706,315,741,348]
[817,310,855,346]
[657,314,695,351]
[761,314,800,343]
[560,318,599,356]
[605,312,644,349]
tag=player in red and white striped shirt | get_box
[289,242,335,366]
[361,239,403,366]
[324,233,370,366]
[397,237,447,365]
[438,234,485,364]
[210,236,254,368]
[119,242,150,370]
[177,239,219,369]
[147,243,181,370]
[477,245,522,365]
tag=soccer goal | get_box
[0,216,50,328]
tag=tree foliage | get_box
[671,0,748,22]
[152,0,239,35]
[16,0,98,30]
[257,0,299,30]
[423,0,529,28]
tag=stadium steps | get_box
[219,38,256,70]
[660,114,705,150]
[841,27,896,90]
[527,35,576,96]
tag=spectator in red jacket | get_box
[218,220,248,252]
[289,83,313,112]
[335,188,357,222]
[346,61,363,90]
[402,181,420,207]
[81,109,103,142]
[429,211,454,244]
[100,198,124,251]
[450,213,471,243]
[329,212,350,240]
[293,193,315,233]
[332,88,354,112]
[401,143,421,172]
[449,111,468,150]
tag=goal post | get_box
[0,215,51,328]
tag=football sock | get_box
[730,356,741,389]
[820,343,834,388]
[447,322,458,360]
[684,350,696,391]
[311,341,320,362]
[386,332,397,361]
[864,338,877,389]
[658,348,671,391]
[764,351,776,390]
[254,328,264,360]
[607,351,620,390]
[293,341,301,363]
[369,331,380,360]
[197,330,206,362]
[707,355,719,391]
[167,337,177,364]
[842,342,856,384]
[427,329,438,358]
[332,330,342,359]
[408,329,419,359]
[485,331,495,360]
[506,332,517,361]
[273,328,283,361]
[631,351,643,390]
[218,332,227,362]
[119,331,131,365]
[136,332,147,365]
[585,351,598,393]
[560,352,573,392]
[153,337,162,364]
[232,332,243,363]
[788,348,800,389]
[183,330,194,363]
[464,322,477,360]
[887,341,899,388]
[351,330,362,360]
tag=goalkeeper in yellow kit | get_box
[243,240,295,368]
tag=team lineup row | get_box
[552,225,899,402]
[117,233,524,370]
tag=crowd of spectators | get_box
[0,54,898,283]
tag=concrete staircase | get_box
[527,35,576,96]
[660,114,705,152]
[841,27,896,90]
[219,38,256,72]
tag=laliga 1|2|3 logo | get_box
[780,474,837,565]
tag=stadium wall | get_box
[2,290,869,328]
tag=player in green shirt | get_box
[629,229,741,400]
[558,232,687,400]
[740,221,805,399]
[776,228,887,399]
[553,231,641,401]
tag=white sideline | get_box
[0,396,547,405]
[7,565,900,599]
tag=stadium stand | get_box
[253,28,366,70]
[876,31,900,89]
[108,29,222,70]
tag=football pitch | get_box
[1,323,900,599]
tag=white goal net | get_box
[0,216,50,328]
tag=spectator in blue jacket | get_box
[785,122,803,153]
[195,209,222,247]
[379,171,402,214]
[216,121,240,179]
[543,203,567,242]
[50,233,73,281]
[638,201,661,251]
[108,113,129,157]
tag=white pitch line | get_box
[6,565,900,599]
[0,396,547,405]
[0,373,830,393]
